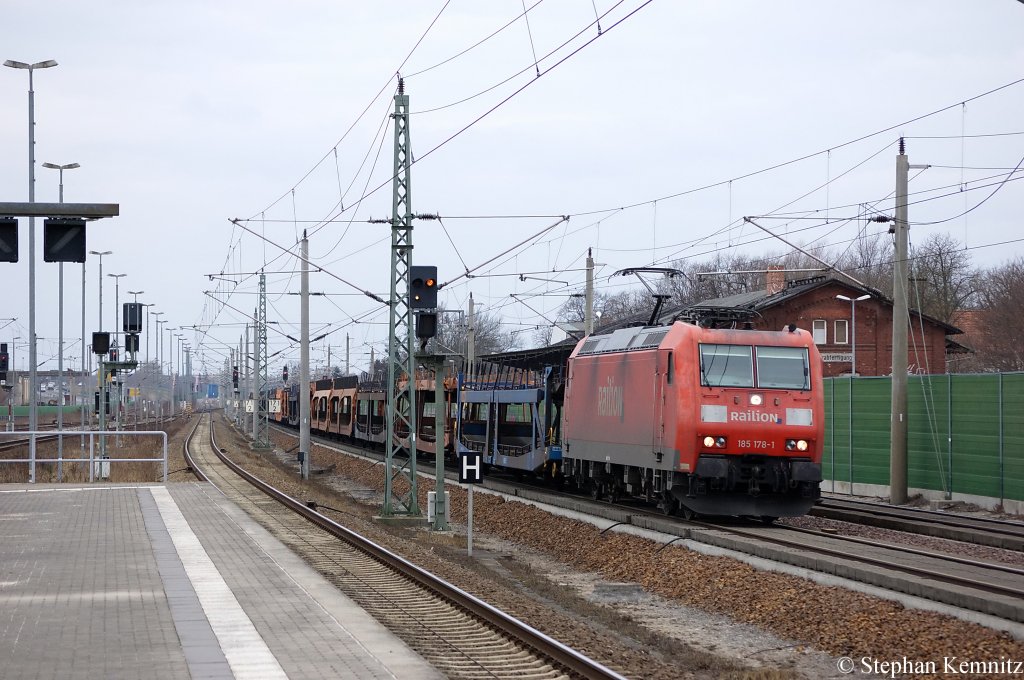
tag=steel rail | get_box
[816,497,1024,539]
[200,413,626,680]
[269,421,1024,617]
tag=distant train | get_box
[269,320,824,519]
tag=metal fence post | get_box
[848,377,854,494]
[88,432,94,483]
[999,373,1004,506]
[947,374,953,500]
[162,431,168,482]
[829,379,835,492]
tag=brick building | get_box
[689,271,962,377]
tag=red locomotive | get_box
[562,321,824,520]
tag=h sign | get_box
[459,452,483,484]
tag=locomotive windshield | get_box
[755,346,810,389]
[699,345,754,387]
[700,344,810,389]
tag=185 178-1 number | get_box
[737,439,774,450]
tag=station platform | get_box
[0,483,442,680]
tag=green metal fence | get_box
[823,373,1024,505]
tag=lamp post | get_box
[89,250,111,444]
[107,273,126,437]
[108,274,126,350]
[90,250,112,330]
[42,161,80,472]
[167,327,177,417]
[5,57,58,483]
[155,318,166,423]
[836,294,871,376]
[5,334,18,431]
[142,304,154,366]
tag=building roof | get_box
[482,273,963,373]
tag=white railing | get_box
[0,430,169,482]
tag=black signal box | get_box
[92,332,111,355]
[123,302,143,332]
[43,218,87,263]
[0,217,18,263]
[415,312,437,340]
[410,265,437,310]
[125,333,140,353]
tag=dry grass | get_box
[0,419,191,483]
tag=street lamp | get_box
[42,161,80,462]
[6,57,58,483]
[107,273,126,435]
[41,162,80,202]
[836,294,871,376]
[152,312,163,368]
[89,250,112,330]
[107,274,126,349]
[155,318,166,422]
[88,250,112,435]
[143,305,155,365]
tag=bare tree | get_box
[833,229,894,294]
[972,258,1024,372]
[434,307,516,362]
[909,233,976,324]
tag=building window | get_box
[812,319,827,344]
[835,319,849,344]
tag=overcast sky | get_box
[3,1,1023,379]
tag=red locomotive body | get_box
[563,321,823,519]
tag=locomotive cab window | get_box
[699,344,754,388]
[755,346,810,390]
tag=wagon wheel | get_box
[589,481,603,501]
[759,516,778,525]
[659,493,678,516]
[681,506,697,521]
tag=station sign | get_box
[269,399,281,413]
[821,353,853,363]
[244,399,255,413]
[459,452,483,484]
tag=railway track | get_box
[187,414,624,680]
[812,496,1024,552]
[267,422,1024,624]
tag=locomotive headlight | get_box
[796,439,809,451]
[749,393,763,406]
[703,436,716,448]
[716,436,727,448]
[786,439,796,450]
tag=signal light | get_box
[282,365,289,384]
[232,366,239,389]
[410,265,438,310]
[0,344,8,373]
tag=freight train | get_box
[268,320,824,519]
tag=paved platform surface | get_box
[0,483,442,680]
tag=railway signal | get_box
[411,265,439,341]
[0,217,17,262]
[42,217,87,262]
[409,266,437,309]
